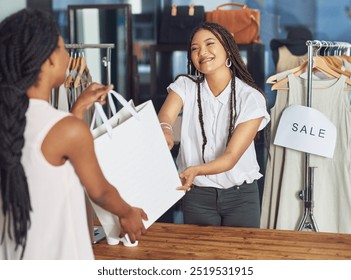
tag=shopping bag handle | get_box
[106,90,139,120]
[90,90,139,137]
[92,102,113,136]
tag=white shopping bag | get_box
[90,91,183,245]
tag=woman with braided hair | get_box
[0,9,147,259]
[158,22,270,227]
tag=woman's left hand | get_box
[71,83,114,120]
[177,166,200,192]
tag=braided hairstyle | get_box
[175,22,267,163]
[0,9,60,258]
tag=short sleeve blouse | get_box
[168,75,270,188]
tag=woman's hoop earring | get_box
[195,69,201,78]
[225,58,232,68]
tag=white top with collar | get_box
[168,75,270,189]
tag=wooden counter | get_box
[93,222,351,260]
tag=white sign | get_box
[274,105,336,158]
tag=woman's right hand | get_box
[71,83,113,120]
[177,165,200,192]
[118,206,148,243]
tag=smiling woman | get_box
[158,22,270,228]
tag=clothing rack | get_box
[297,40,351,231]
[56,43,115,117]
[64,43,114,85]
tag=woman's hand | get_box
[118,206,148,244]
[71,83,114,120]
[177,166,200,192]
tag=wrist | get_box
[70,106,84,120]
[193,165,203,176]
[160,122,173,134]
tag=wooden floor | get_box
[93,222,351,260]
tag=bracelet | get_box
[160,122,173,134]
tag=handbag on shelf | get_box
[90,91,184,245]
[159,4,205,44]
[205,2,261,44]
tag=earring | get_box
[225,58,232,68]
[195,69,202,78]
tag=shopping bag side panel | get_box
[92,100,184,238]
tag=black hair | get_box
[0,8,60,258]
[175,22,267,163]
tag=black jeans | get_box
[182,181,260,227]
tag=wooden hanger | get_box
[65,51,80,88]
[341,54,351,64]
[323,56,351,77]
[73,56,87,88]
[270,61,308,90]
[324,56,342,68]
[66,51,73,75]
[266,62,307,84]
[271,56,351,91]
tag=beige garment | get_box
[276,46,307,73]
[260,70,290,229]
[273,74,351,233]
[341,58,351,104]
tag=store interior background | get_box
[1,0,350,225]
[2,0,351,107]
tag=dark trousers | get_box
[182,181,260,228]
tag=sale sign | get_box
[274,105,336,158]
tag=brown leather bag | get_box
[205,3,261,44]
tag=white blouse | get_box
[168,76,270,189]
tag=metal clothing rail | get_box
[65,43,115,48]
[64,43,115,85]
[297,40,351,231]
[59,43,115,118]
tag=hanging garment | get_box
[262,73,351,233]
[260,70,290,229]
[340,58,351,104]
[51,50,94,122]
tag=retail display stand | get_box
[297,40,351,231]
[296,40,318,231]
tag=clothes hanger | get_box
[266,62,307,84]
[266,61,307,84]
[65,50,80,88]
[336,42,351,65]
[66,50,73,77]
[319,41,351,76]
[73,50,87,88]
[270,61,308,90]
[271,41,321,90]
[271,56,351,91]
[271,41,351,91]
[323,56,351,76]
